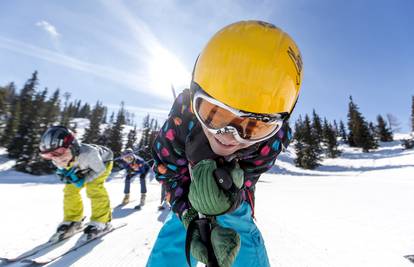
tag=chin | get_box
[209,135,248,156]
[201,125,251,156]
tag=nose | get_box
[215,133,239,146]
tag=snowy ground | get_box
[1,135,414,266]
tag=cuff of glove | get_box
[182,208,199,229]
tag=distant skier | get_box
[39,126,113,240]
[118,148,150,209]
[146,21,303,267]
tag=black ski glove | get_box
[74,169,89,180]
[185,125,217,165]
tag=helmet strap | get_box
[69,140,80,157]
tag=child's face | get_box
[42,148,73,168]
[201,125,252,156]
[123,155,134,164]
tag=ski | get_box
[404,255,414,263]
[0,223,86,263]
[22,222,127,265]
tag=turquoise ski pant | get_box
[146,202,270,267]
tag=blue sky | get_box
[0,0,413,131]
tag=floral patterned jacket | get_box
[152,89,291,218]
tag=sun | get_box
[148,47,191,100]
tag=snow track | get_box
[1,137,414,266]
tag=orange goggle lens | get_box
[195,98,280,140]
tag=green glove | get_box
[188,159,244,216]
[182,209,241,267]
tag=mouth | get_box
[214,136,238,148]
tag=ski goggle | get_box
[122,154,134,163]
[39,147,69,159]
[192,90,287,144]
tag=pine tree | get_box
[40,89,60,132]
[339,120,347,142]
[32,89,60,175]
[312,109,323,143]
[294,115,321,169]
[138,114,151,151]
[125,125,138,149]
[347,96,377,152]
[8,71,38,158]
[376,115,393,142]
[386,113,401,133]
[293,116,305,167]
[107,104,126,157]
[73,100,81,117]
[102,107,108,124]
[411,96,414,132]
[333,120,339,137]
[144,118,160,160]
[109,112,115,124]
[368,122,376,140]
[63,99,83,121]
[97,125,111,147]
[0,86,7,118]
[60,92,71,127]
[15,89,51,174]
[1,98,20,147]
[0,82,16,117]
[322,117,330,143]
[0,82,17,137]
[79,103,91,118]
[82,101,105,144]
[322,118,341,158]
[137,115,160,161]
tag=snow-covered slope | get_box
[1,134,414,266]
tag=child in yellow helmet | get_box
[147,20,303,267]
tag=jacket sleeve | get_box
[239,123,292,189]
[79,147,108,182]
[152,90,195,218]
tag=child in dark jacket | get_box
[118,149,150,209]
[147,20,303,267]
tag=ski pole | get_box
[188,166,219,267]
[196,213,219,267]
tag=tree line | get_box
[1,71,413,173]
[0,71,159,175]
[293,96,401,169]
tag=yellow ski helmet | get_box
[192,20,303,115]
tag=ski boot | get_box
[83,221,112,240]
[121,194,130,205]
[134,193,146,210]
[157,200,169,211]
[49,220,84,242]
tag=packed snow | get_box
[1,132,414,266]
